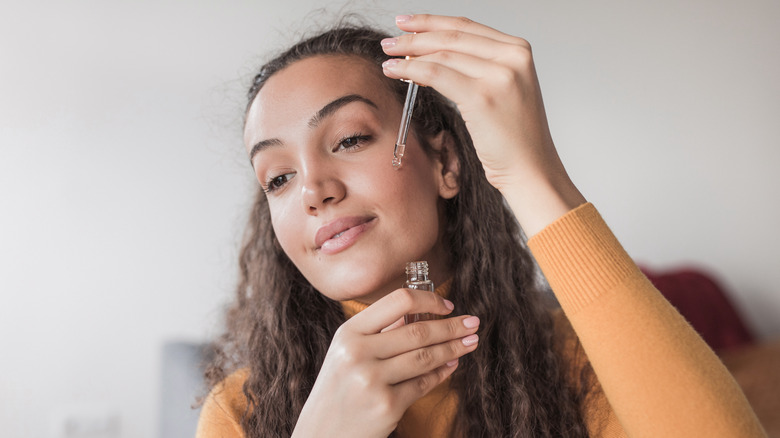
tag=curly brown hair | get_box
[205,22,596,438]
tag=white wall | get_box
[1,0,778,437]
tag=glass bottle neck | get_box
[405,261,430,282]
[407,272,429,282]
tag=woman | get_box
[197,14,765,437]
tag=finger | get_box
[393,359,460,406]
[382,30,528,63]
[374,315,480,359]
[394,14,522,46]
[382,57,475,106]
[400,50,521,85]
[380,316,406,333]
[349,288,454,334]
[382,334,479,384]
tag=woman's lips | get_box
[315,216,376,255]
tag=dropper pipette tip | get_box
[392,143,406,169]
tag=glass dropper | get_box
[392,78,419,169]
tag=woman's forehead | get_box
[258,56,390,111]
[245,55,397,141]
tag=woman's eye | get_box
[264,172,295,193]
[335,134,372,151]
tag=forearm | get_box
[528,204,766,437]
[497,167,586,238]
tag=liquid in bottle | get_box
[403,261,436,324]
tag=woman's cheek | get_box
[270,198,303,254]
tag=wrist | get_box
[497,170,586,238]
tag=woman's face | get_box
[244,55,456,303]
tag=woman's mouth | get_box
[315,216,376,255]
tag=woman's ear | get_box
[429,131,460,199]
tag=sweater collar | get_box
[341,279,453,319]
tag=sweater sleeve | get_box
[527,203,766,438]
[195,369,249,438]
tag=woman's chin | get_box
[317,274,404,304]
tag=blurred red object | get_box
[641,266,755,352]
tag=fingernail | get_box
[446,359,459,367]
[462,316,480,329]
[462,334,479,346]
[443,299,455,310]
[380,37,397,48]
[382,58,400,70]
[396,15,412,24]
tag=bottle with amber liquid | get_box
[403,261,437,324]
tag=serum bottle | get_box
[403,261,436,324]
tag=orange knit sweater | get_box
[196,203,766,437]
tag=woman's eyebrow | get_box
[308,94,378,128]
[249,94,378,164]
[249,138,283,165]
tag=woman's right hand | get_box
[292,288,480,438]
[381,14,587,237]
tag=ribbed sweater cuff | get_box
[527,203,642,315]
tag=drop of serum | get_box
[392,143,406,169]
[403,261,437,324]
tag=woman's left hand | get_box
[381,14,586,236]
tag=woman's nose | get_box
[300,167,346,215]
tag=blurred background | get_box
[1,0,778,437]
